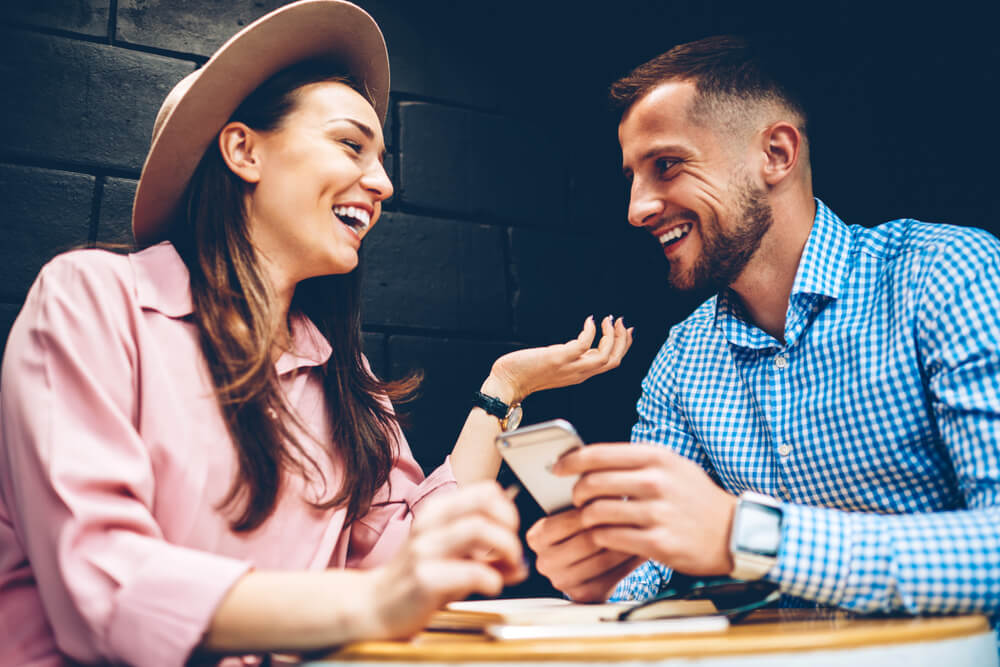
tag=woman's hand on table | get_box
[363,481,527,639]
[484,316,633,404]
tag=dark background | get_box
[2,0,998,597]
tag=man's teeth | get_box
[658,223,693,245]
[333,205,371,234]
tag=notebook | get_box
[428,596,726,638]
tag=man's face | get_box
[619,81,772,292]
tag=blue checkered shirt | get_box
[611,200,1000,636]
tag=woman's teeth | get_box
[333,205,371,236]
[658,223,693,246]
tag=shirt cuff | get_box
[106,545,252,667]
[408,456,458,513]
[768,502,853,605]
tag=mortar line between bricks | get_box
[364,325,552,348]
[88,175,105,247]
[0,21,108,44]
[391,92,503,117]
[0,155,139,181]
[393,201,591,236]
[108,0,118,45]
[392,93,567,134]
[502,226,517,336]
[0,21,194,66]
[3,20,204,65]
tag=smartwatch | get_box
[472,391,523,431]
[729,491,783,581]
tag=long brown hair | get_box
[168,60,418,532]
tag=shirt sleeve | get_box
[346,419,458,569]
[768,229,1000,618]
[0,254,251,667]
[611,333,705,601]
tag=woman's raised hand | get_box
[487,316,633,403]
[362,482,527,639]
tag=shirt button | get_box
[777,443,792,457]
[774,354,788,369]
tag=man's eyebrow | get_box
[623,143,690,173]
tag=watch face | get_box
[735,503,782,557]
[504,405,523,431]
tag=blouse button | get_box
[774,354,788,369]
[777,443,792,457]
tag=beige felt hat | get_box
[131,0,389,246]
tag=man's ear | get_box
[218,122,263,184]
[760,121,802,187]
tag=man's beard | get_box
[668,182,773,293]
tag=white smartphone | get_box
[496,419,584,514]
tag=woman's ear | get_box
[218,122,263,184]
[760,121,802,187]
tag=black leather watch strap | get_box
[471,391,509,419]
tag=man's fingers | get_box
[572,468,668,507]
[531,523,604,572]
[586,525,664,562]
[525,508,587,550]
[554,442,666,476]
[562,554,646,602]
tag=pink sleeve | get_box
[0,254,250,667]
[346,420,458,569]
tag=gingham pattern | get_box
[611,201,1000,635]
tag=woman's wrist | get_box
[479,373,521,406]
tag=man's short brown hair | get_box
[610,35,807,136]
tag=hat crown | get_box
[132,0,389,246]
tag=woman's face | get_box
[241,81,392,283]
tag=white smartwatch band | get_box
[729,491,783,581]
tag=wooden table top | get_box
[322,609,992,662]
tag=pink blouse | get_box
[0,242,457,666]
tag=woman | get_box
[0,1,631,665]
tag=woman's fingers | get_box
[415,481,520,534]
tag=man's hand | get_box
[527,443,738,600]
[566,443,738,575]
[526,507,644,602]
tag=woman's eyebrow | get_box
[326,117,374,140]
[325,117,386,160]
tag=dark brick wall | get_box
[2,0,998,598]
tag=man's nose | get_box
[627,182,663,228]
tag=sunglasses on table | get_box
[617,573,782,624]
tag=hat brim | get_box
[132,0,389,246]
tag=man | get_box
[526,35,1000,630]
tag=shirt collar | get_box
[130,241,194,318]
[130,241,332,373]
[788,198,851,301]
[713,198,852,348]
